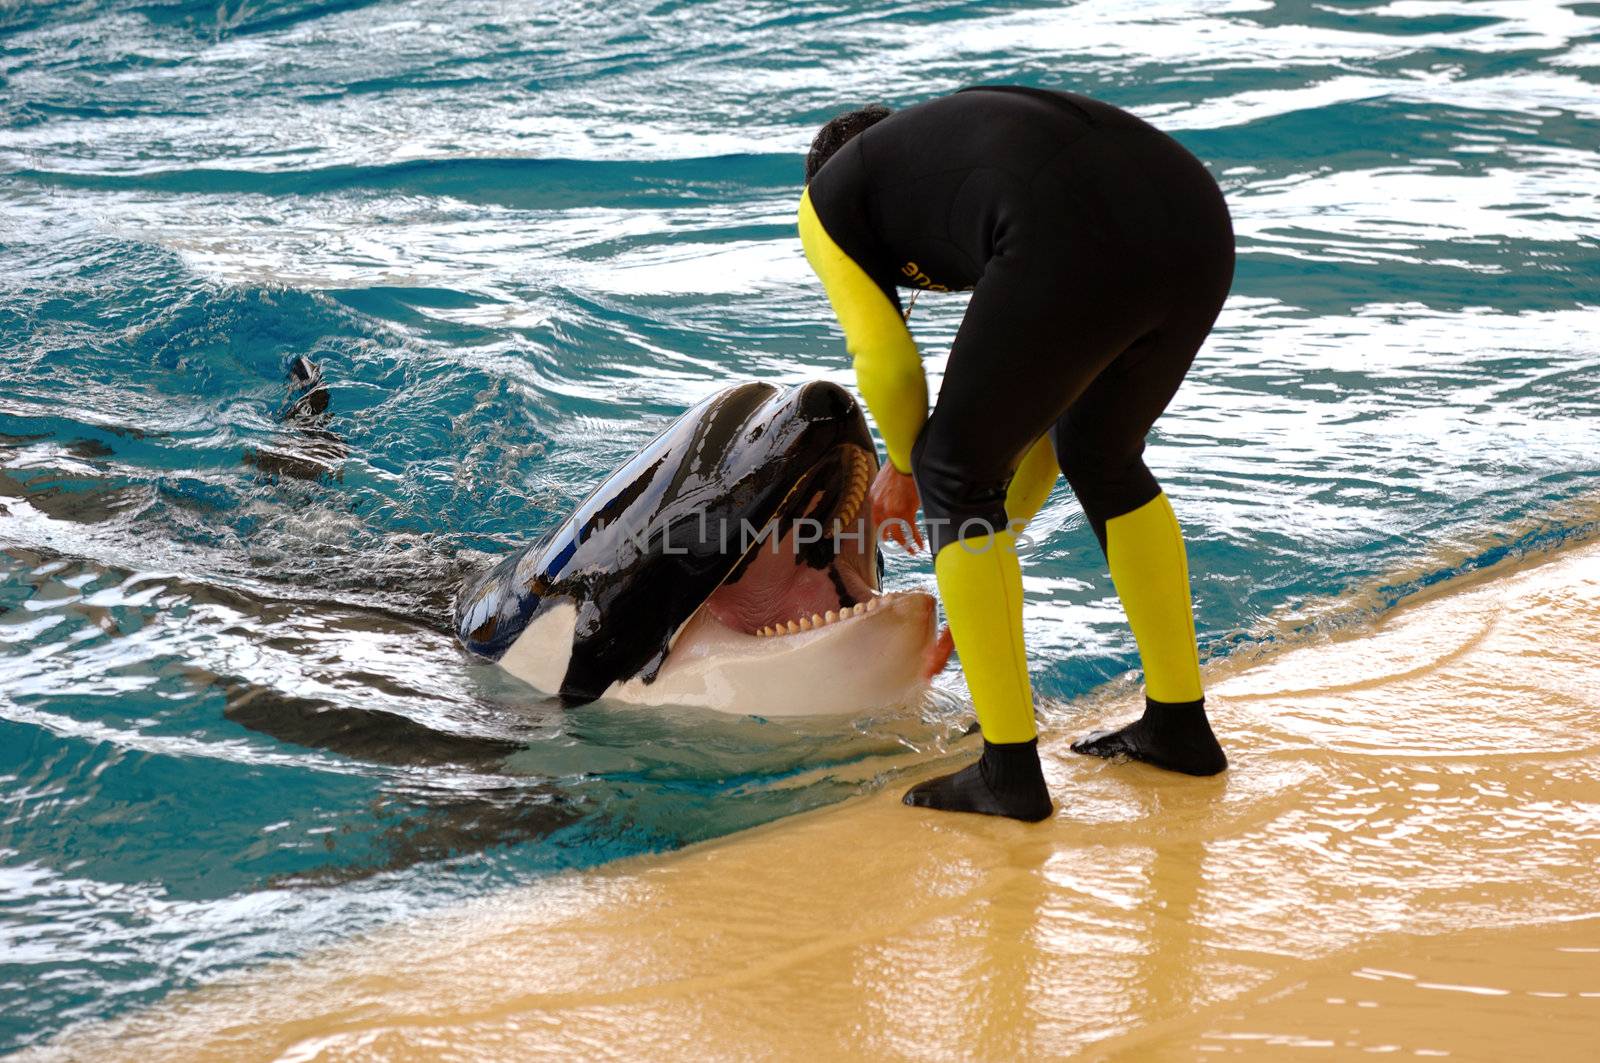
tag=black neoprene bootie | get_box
[1070,697,1227,776]
[903,738,1054,822]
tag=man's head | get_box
[804,104,892,183]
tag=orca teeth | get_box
[748,591,907,639]
[832,447,873,529]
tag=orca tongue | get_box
[704,527,843,634]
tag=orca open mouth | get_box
[457,379,940,707]
[696,442,916,641]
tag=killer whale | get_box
[454,380,938,714]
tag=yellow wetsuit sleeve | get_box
[797,187,927,474]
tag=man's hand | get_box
[870,461,924,553]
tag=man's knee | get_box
[1050,431,1160,545]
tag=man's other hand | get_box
[870,462,924,553]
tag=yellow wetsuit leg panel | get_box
[1004,435,1059,533]
[934,530,1036,744]
[1104,493,1203,703]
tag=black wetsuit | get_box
[800,86,1234,818]
[806,85,1235,555]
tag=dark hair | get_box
[804,104,892,183]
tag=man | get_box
[797,86,1233,822]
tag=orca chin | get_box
[454,381,938,716]
[610,585,937,716]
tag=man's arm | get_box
[797,187,927,474]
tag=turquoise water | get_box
[3,0,1598,1049]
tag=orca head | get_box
[456,381,937,713]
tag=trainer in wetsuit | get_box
[798,86,1234,822]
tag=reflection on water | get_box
[1182,921,1600,1058]
[3,0,1600,1051]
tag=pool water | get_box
[2,0,1597,1051]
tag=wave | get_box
[9,153,798,209]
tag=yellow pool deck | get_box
[35,539,1600,1061]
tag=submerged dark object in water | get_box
[244,354,347,481]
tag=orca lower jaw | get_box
[631,585,937,716]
